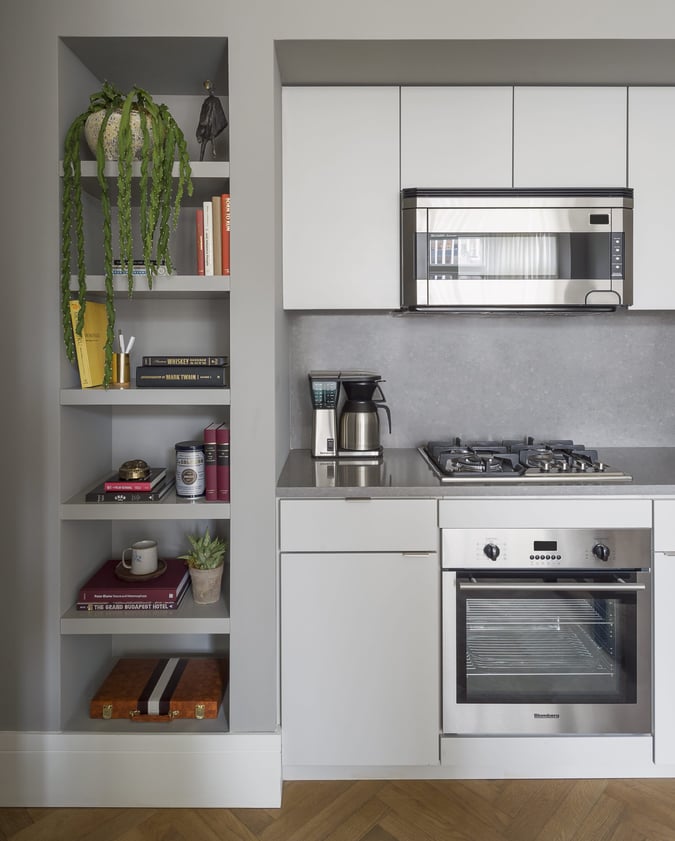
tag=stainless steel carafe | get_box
[338,377,391,454]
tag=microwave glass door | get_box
[455,572,642,706]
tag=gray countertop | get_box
[277,447,675,498]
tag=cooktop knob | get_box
[483,543,500,562]
[592,543,611,562]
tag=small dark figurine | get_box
[196,79,228,161]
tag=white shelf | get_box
[69,274,230,298]
[61,493,230,520]
[61,386,231,406]
[64,701,230,734]
[61,591,230,635]
[61,160,230,206]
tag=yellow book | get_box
[69,300,107,388]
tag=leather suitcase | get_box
[90,657,228,721]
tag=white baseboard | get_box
[0,731,282,807]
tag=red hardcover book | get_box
[216,423,230,501]
[204,422,219,501]
[196,207,205,275]
[220,194,230,276]
[78,557,190,603]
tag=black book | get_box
[141,355,228,367]
[136,365,229,388]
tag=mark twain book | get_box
[135,365,229,388]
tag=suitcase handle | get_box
[129,709,182,722]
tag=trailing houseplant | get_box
[60,81,193,385]
[179,527,227,604]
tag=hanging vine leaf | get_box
[60,82,193,386]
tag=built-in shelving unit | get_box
[58,36,232,738]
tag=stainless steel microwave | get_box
[400,188,633,312]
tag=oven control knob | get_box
[592,543,611,562]
[483,543,500,562]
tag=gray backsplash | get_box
[289,309,675,449]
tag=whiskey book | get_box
[135,366,229,388]
[103,467,167,492]
[141,355,228,366]
[69,300,107,388]
[85,475,175,503]
[77,557,189,603]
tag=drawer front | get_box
[279,498,438,552]
[654,500,675,552]
[439,498,652,530]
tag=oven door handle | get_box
[456,581,646,592]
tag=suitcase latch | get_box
[195,703,206,720]
[102,704,113,720]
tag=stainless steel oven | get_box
[442,527,652,735]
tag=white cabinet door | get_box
[628,87,675,310]
[654,553,675,763]
[281,551,439,767]
[513,87,627,188]
[400,87,513,188]
[282,87,400,310]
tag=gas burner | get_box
[419,437,632,484]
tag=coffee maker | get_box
[308,370,392,458]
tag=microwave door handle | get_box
[456,581,646,592]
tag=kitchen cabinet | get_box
[400,86,513,189]
[282,86,400,310]
[513,86,628,188]
[653,501,675,763]
[279,499,439,768]
[628,87,675,309]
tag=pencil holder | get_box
[112,352,131,387]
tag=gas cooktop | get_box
[419,438,632,484]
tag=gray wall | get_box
[289,310,675,450]
[5,0,675,733]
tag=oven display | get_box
[533,540,557,552]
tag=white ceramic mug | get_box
[122,539,158,575]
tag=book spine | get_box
[216,423,230,501]
[204,422,219,501]
[135,367,228,388]
[76,601,180,611]
[221,194,230,276]
[79,577,189,604]
[141,356,228,366]
[85,479,174,503]
[211,196,222,275]
[69,301,92,387]
[103,482,156,492]
[196,208,205,275]
[203,200,214,276]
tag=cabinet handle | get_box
[401,551,435,557]
[344,497,372,502]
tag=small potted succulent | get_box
[60,81,193,386]
[179,527,227,604]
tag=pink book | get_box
[216,423,230,501]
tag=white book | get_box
[203,200,214,276]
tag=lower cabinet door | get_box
[281,551,439,767]
[654,553,675,764]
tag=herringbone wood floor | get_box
[3,779,675,841]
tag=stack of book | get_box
[204,422,230,501]
[135,354,229,388]
[76,557,190,611]
[85,467,175,503]
[196,193,230,276]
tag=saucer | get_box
[114,558,167,582]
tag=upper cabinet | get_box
[628,87,675,310]
[400,86,513,188]
[513,86,628,188]
[282,86,400,310]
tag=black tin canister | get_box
[175,440,205,498]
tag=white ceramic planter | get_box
[84,109,152,161]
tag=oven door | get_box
[442,570,651,735]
